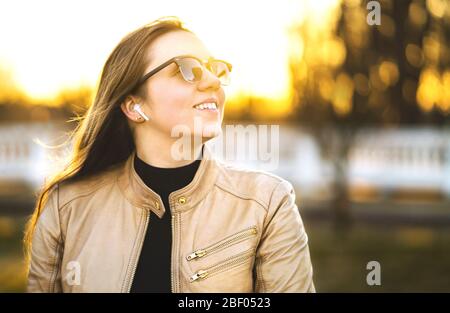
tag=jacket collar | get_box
[117,143,219,218]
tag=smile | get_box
[193,102,218,110]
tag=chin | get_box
[203,124,222,138]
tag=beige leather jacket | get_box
[27,144,315,293]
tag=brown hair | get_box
[23,16,191,264]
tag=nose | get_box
[197,68,221,91]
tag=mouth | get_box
[193,100,218,111]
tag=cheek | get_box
[149,82,193,120]
[146,81,226,135]
[219,88,226,110]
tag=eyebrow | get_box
[167,54,215,63]
[137,54,230,87]
[168,63,179,72]
[155,54,215,74]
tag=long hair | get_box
[23,17,191,264]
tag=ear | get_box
[120,96,144,122]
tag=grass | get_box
[305,218,450,292]
[1,215,449,292]
[0,216,28,292]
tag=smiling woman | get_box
[24,16,315,293]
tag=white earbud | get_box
[133,103,150,121]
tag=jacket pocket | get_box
[186,225,258,261]
[189,247,255,282]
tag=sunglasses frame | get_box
[136,54,232,87]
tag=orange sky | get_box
[0,0,341,115]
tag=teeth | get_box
[194,102,217,110]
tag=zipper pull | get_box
[190,270,208,282]
[186,249,207,261]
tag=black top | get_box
[130,152,201,293]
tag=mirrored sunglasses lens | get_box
[179,58,203,82]
[211,61,230,85]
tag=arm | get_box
[254,180,315,292]
[27,186,63,293]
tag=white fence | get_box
[348,128,450,197]
[0,122,449,200]
[0,122,70,191]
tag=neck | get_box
[135,133,204,168]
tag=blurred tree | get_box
[0,65,28,107]
[288,0,450,233]
[55,85,93,115]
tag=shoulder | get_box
[54,162,124,210]
[214,160,295,211]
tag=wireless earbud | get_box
[133,103,150,121]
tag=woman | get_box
[25,17,315,293]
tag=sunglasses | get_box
[136,54,232,87]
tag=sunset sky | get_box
[0,0,340,108]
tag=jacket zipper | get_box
[186,225,257,261]
[189,247,255,282]
[171,214,176,293]
[171,212,181,293]
[125,209,150,292]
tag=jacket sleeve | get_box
[254,180,315,292]
[27,186,63,293]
